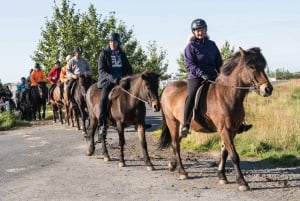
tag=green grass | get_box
[0,112,30,130]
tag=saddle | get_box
[192,82,214,131]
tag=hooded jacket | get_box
[184,36,222,80]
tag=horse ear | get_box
[239,47,245,56]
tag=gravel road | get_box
[0,108,299,201]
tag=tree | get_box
[31,0,168,79]
[220,40,235,61]
[176,52,187,80]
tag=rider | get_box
[30,63,48,102]
[48,60,62,103]
[59,55,72,101]
[30,63,47,87]
[66,46,92,102]
[16,77,28,108]
[97,32,133,139]
[181,18,252,137]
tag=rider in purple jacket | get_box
[181,18,252,137]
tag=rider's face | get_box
[193,28,207,39]
[109,40,119,51]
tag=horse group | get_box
[38,47,274,191]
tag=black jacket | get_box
[97,47,133,88]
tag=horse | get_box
[31,82,48,120]
[49,83,64,124]
[159,47,273,191]
[85,72,161,170]
[70,74,95,134]
[18,89,33,121]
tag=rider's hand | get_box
[201,74,209,81]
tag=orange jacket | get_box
[59,65,68,83]
[30,69,47,86]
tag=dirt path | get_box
[0,117,299,201]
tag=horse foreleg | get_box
[86,117,97,156]
[42,103,46,120]
[172,139,188,179]
[137,123,154,171]
[221,134,249,191]
[116,123,126,167]
[217,142,229,184]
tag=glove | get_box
[201,74,209,81]
[113,78,121,85]
[72,74,77,79]
[52,77,56,80]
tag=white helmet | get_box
[66,55,72,62]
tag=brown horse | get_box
[49,84,64,124]
[159,47,273,191]
[85,72,161,170]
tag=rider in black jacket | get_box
[97,33,133,138]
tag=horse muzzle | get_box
[151,99,161,112]
[258,82,273,97]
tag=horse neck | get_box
[215,73,249,106]
[126,77,146,105]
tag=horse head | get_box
[140,72,161,112]
[220,47,273,97]
[78,75,93,97]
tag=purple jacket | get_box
[184,37,222,80]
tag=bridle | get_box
[119,86,157,105]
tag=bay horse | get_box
[31,82,48,120]
[71,74,95,134]
[159,47,273,191]
[49,84,64,124]
[85,72,161,170]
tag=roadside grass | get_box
[0,106,54,131]
[154,80,300,167]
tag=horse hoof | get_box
[104,156,110,162]
[168,162,176,172]
[118,162,125,167]
[218,179,228,185]
[179,173,188,180]
[81,131,87,135]
[86,150,94,156]
[238,185,250,191]
[146,166,154,171]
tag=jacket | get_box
[66,57,92,80]
[59,65,68,83]
[48,66,61,85]
[30,70,47,86]
[97,47,133,88]
[184,36,223,80]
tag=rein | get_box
[119,87,149,104]
[208,80,254,90]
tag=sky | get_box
[1,0,300,83]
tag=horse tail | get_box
[158,108,172,149]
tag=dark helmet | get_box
[54,60,60,64]
[21,77,26,80]
[191,19,207,31]
[34,63,41,69]
[108,33,121,44]
[74,45,83,53]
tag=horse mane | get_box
[221,47,265,76]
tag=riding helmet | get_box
[191,19,207,31]
[34,63,41,69]
[54,60,60,64]
[74,45,83,53]
[108,33,121,44]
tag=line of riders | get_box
[16,46,88,121]
[14,30,251,137]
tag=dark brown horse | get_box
[85,72,161,170]
[31,82,48,120]
[71,75,95,134]
[159,47,273,191]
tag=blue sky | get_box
[1,0,300,83]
